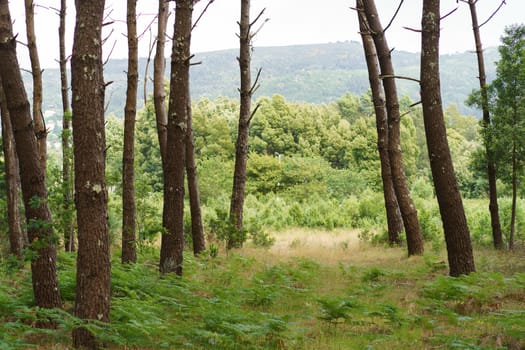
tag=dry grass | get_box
[241,228,425,269]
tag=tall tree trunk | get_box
[186,98,206,255]
[362,0,424,255]
[229,0,256,249]
[71,0,110,347]
[466,0,504,250]
[420,0,475,276]
[24,0,47,172]
[0,0,62,309]
[153,0,169,167]
[59,0,75,252]
[509,132,517,250]
[122,0,138,264]
[0,77,24,259]
[160,0,193,275]
[356,0,403,246]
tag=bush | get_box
[414,198,442,242]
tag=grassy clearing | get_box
[1,229,524,349]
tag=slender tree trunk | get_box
[0,78,24,259]
[160,0,193,275]
[24,0,47,172]
[186,99,206,255]
[153,0,169,167]
[356,0,403,246]
[509,136,517,250]
[420,0,475,276]
[59,0,75,252]
[71,0,110,347]
[362,0,423,255]
[0,0,62,310]
[466,0,504,250]
[229,0,256,249]
[122,0,138,264]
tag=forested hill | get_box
[35,41,498,119]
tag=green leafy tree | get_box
[136,102,163,192]
[336,92,361,124]
[348,116,381,191]
[105,115,124,189]
[487,25,525,249]
[193,97,237,160]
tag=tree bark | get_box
[509,124,517,250]
[0,77,24,259]
[59,0,75,252]
[122,0,138,264]
[160,0,193,275]
[229,0,255,249]
[0,0,62,310]
[362,0,424,255]
[186,98,206,255]
[153,0,169,167]
[356,0,403,246]
[71,0,111,347]
[24,0,47,172]
[420,0,475,276]
[466,0,504,250]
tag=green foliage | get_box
[478,25,525,198]
[209,207,246,247]
[414,198,443,242]
[207,203,275,249]
[317,296,362,324]
[361,267,386,283]
[498,197,525,244]
[135,102,163,192]
[193,97,238,160]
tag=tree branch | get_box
[138,14,159,41]
[249,8,269,39]
[479,0,506,29]
[192,0,216,31]
[402,26,421,33]
[143,30,155,105]
[250,8,266,28]
[249,67,262,95]
[379,74,420,83]
[383,0,404,33]
[440,7,458,21]
[248,103,261,125]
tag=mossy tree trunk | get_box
[160,0,194,275]
[0,0,62,310]
[71,0,111,346]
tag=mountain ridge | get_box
[33,41,498,121]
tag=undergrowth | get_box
[0,242,524,349]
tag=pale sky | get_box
[8,0,525,69]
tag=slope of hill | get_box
[32,41,498,120]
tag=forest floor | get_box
[1,229,525,349]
